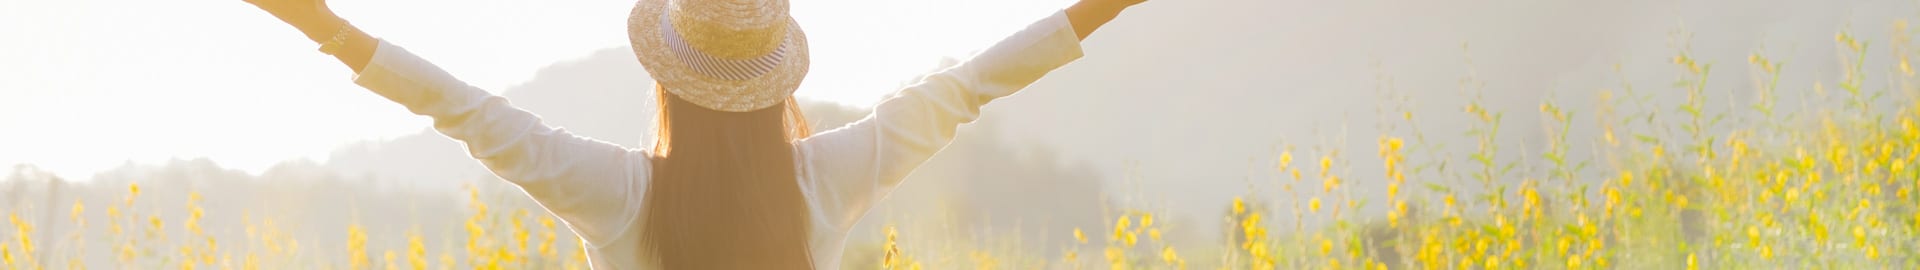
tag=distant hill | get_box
[313,46,1120,251]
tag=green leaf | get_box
[1635,134,1661,144]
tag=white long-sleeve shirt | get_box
[349,11,1084,269]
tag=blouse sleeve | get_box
[351,41,646,245]
[794,11,1084,231]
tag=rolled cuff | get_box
[965,10,1086,98]
[350,40,488,117]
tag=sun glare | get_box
[0,0,1072,179]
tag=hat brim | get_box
[630,0,810,112]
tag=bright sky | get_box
[0,0,1071,180]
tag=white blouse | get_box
[349,11,1084,269]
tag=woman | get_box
[243,0,1141,268]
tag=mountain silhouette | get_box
[315,46,1116,252]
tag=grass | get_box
[6,19,1920,270]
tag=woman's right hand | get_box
[1065,0,1144,40]
[243,0,344,42]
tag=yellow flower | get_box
[1318,237,1333,255]
[7,213,23,232]
[1620,171,1633,187]
[882,226,902,268]
[1557,237,1572,256]
[1124,231,1138,247]
[1073,228,1087,244]
[1232,197,1246,215]
[1603,125,1618,145]
[1159,246,1181,264]
[1901,58,1912,75]
[348,224,369,269]
[1309,197,1322,213]
[1686,253,1697,270]
[514,223,531,252]
[1388,181,1401,199]
[1319,155,1333,177]
[1389,201,1406,227]
[384,250,398,270]
[408,232,428,270]
[71,201,86,225]
[1853,225,1867,245]
[1278,150,1293,170]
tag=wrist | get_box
[1070,0,1129,14]
[296,14,349,42]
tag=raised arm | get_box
[796,1,1143,231]
[242,0,644,244]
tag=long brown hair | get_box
[643,83,815,268]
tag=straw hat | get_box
[628,0,809,112]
